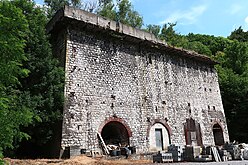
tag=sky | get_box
[35,0,248,37]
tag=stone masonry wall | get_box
[60,26,229,154]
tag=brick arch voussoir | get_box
[147,119,172,137]
[211,120,225,132]
[98,117,132,137]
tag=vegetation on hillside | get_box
[0,0,64,160]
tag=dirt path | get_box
[5,156,248,165]
[4,155,152,165]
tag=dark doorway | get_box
[184,118,203,146]
[155,129,163,150]
[101,121,129,146]
[213,124,224,146]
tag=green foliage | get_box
[0,0,64,158]
[98,0,143,28]
[117,0,143,28]
[186,33,231,55]
[11,0,64,152]
[228,26,248,42]
[222,41,248,75]
[158,23,212,56]
[45,0,69,17]
[157,23,189,50]
[160,23,177,42]
[146,24,161,37]
[216,66,248,141]
[184,41,212,56]
[97,0,116,20]
[214,39,248,142]
[0,1,29,86]
[154,23,232,58]
[45,0,143,28]
[0,0,33,156]
[45,0,81,17]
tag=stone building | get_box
[47,6,229,156]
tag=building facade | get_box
[47,6,229,155]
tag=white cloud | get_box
[160,5,207,25]
[245,16,248,24]
[244,16,248,31]
[230,4,243,15]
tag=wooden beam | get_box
[97,132,109,155]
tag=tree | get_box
[0,0,64,158]
[228,26,248,42]
[45,0,81,18]
[183,41,212,56]
[220,41,248,75]
[214,41,248,142]
[9,0,65,158]
[160,23,177,43]
[98,0,143,28]
[159,23,189,48]
[145,24,161,37]
[117,0,143,28]
[0,0,33,158]
[45,0,69,17]
[97,0,116,20]
[186,33,231,55]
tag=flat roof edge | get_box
[46,5,218,65]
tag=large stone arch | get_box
[147,119,172,137]
[147,119,171,151]
[98,117,132,146]
[184,118,203,146]
[212,122,225,146]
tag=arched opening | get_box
[101,121,130,146]
[149,123,170,151]
[184,118,203,146]
[213,124,224,146]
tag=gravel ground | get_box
[149,160,248,165]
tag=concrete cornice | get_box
[46,5,218,65]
